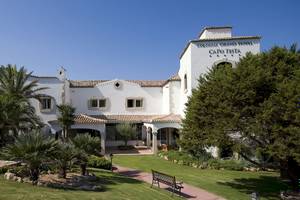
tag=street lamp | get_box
[110,153,114,172]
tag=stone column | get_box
[100,130,106,155]
[146,128,151,148]
[152,132,158,154]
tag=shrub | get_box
[207,159,222,169]
[219,160,246,171]
[0,167,8,174]
[8,165,30,178]
[87,155,111,170]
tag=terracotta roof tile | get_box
[74,114,182,124]
[74,114,107,124]
[69,80,167,88]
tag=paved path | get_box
[114,165,226,200]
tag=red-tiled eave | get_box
[74,114,182,124]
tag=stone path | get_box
[115,165,226,200]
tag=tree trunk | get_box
[65,128,68,139]
[80,163,87,176]
[30,168,40,185]
[59,167,67,179]
[124,140,128,147]
[287,158,300,191]
[280,158,300,191]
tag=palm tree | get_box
[72,134,101,175]
[0,64,47,99]
[57,104,76,140]
[0,65,46,146]
[53,142,78,178]
[289,43,300,53]
[0,94,42,147]
[1,131,57,184]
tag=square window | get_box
[127,99,134,108]
[91,99,98,108]
[135,99,143,107]
[99,99,106,108]
[41,98,51,110]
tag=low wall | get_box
[106,140,145,147]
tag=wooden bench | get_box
[151,170,183,195]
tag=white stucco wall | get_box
[178,45,192,116]
[199,28,232,39]
[190,39,260,89]
[70,80,164,115]
[28,77,64,124]
[162,83,170,114]
[169,81,181,114]
[178,38,260,116]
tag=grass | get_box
[0,168,181,200]
[113,155,288,200]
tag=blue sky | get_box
[0,0,299,80]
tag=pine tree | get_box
[180,46,300,190]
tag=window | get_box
[40,97,52,111]
[89,98,107,109]
[184,74,187,90]
[126,98,143,109]
[127,99,134,108]
[135,99,143,107]
[91,99,98,108]
[99,99,106,108]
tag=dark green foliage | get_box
[0,64,47,99]
[71,134,101,175]
[0,65,46,146]
[116,123,136,146]
[180,46,300,189]
[1,131,57,183]
[57,104,76,140]
[87,155,111,170]
[71,134,101,155]
[8,165,30,178]
[0,167,8,174]
[53,142,78,178]
[158,150,246,170]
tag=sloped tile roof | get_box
[168,74,181,81]
[73,114,182,124]
[69,75,180,88]
[74,114,107,124]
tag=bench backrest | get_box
[152,170,176,186]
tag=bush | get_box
[87,155,111,170]
[219,160,246,171]
[0,167,8,174]
[158,150,248,171]
[8,165,30,178]
[207,159,222,169]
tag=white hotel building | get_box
[30,26,260,154]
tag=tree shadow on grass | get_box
[217,175,289,200]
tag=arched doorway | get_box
[157,127,179,148]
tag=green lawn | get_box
[113,155,288,200]
[0,168,181,200]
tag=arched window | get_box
[184,74,187,90]
[216,62,232,69]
